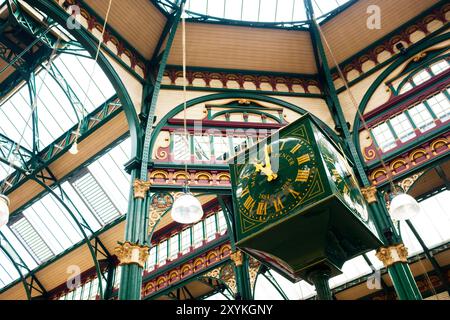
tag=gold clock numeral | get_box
[273,197,284,212]
[243,196,256,211]
[297,154,310,165]
[241,186,250,197]
[296,169,310,182]
[288,188,301,199]
[256,202,268,216]
[280,141,286,150]
[290,143,302,154]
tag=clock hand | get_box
[253,160,277,182]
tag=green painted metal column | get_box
[307,269,333,300]
[304,0,421,300]
[118,0,186,301]
[218,196,253,300]
[363,189,422,300]
[117,169,151,300]
[231,251,253,300]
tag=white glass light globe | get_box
[69,142,79,155]
[0,194,10,228]
[389,193,421,221]
[171,193,203,224]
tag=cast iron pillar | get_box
[231,250,253,300]
[116,171,151,300]
[307,268,333,300]
[361,187,422,300]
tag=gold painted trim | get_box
[230,250,244,267]
[375,244,408,268]
[114,241,150,268]
[361,186,378,204]
[133,179,152,199]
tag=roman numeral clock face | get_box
[317,134,370,222]
[235,138,317,224]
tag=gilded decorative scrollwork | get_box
[148,193,173,230]
[375,243,409,268]
[248,257,261,292]
[397,171,424,194]
[133,179,152,199]
[361,186,378,204]
[114,241,150,268]
[230,250,244,267]
[220,264,237,294]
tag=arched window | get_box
[398,57,449,95]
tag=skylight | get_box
[162,0,353,26]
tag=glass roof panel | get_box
[180,0,352,25]
[0,138,130,291]
[0,53,115,158]
[0,250,19,287]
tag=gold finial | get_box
[375,244,408,268]
[114,241,150,268]
[361,186,378,204]
[230,250,244,267]
[133,179,152,199]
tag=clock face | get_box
[235,137,318,224]
[316,134,369,222]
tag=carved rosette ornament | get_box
[114,241,150,268]
[361,186,378,204]
[133,179,152,199]
[230,250,244,267]
[375,244,409,268]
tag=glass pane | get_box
[412,69,431,86]
[169,235,179,260]
[181,228,191,254]
[147,247,157,271]
[173,134,190,161]
[389,113,415,142]
[214,136,230,161]
[205,214,216,241]
[399,81,413,94]
[430,60,449,75]
[371,123,397,152]
[206,0,225,17]
[232,136,248,155]
[193,221,204,248]
[158,240,168,265]
[217,210,228,233]
[427,93,450,122]
[408,103,436,132]
[194,135,211,161]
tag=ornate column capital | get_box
[133,179,152,199]
[114,241,150,268]
[230,250,244,267]
[361,186,378,204]
[375,243,408,268]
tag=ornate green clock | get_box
[229,114,381,283]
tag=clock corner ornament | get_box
[228,114,382,283]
